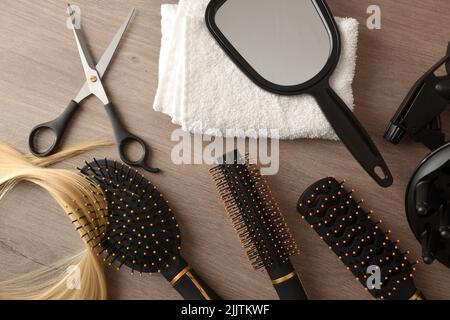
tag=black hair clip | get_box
[386,43,450,268]
[385,42,450,150]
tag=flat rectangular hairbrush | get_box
[210,151,308,300]
[297,177,425,300]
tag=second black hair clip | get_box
[385,42,450,150]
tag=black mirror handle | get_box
[313,85,393,188]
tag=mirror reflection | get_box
[215,0,332,86]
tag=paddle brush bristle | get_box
[210,152,299,271]
[79,159,181,274]
[66,184,108,247]
[297,177,421,300]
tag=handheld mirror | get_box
[206,0,393,188]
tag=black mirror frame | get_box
[205,0,341,95]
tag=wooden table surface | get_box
[1,0,450,300]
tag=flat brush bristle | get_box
[79,159,181,274]
[297,177,418,300]
[210,153,299,271]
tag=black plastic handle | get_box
[104,102,159,173]
[161,257,222,300]
[313,85,393,188]
[28,100,80,157]
[267,262,308,300]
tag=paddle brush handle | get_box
[267,262,309,300]
[162,257,222,300]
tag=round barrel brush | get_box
[79,159,221,300]
[297,177,425,300]
[210,151,308,300]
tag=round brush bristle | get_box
[79,159,181,274]
[210,153,299,271]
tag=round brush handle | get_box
[268,263,309,300]
[162,257,222,300]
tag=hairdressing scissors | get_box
[28,5,159,173]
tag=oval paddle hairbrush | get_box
[79,159,221,300]
[210,151,308,300]
[297,177,425,300]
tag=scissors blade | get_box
[68,4,109,105]
[74,8,136,103]
[68,4,96,72]
[97,8,135,78]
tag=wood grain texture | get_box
[0,0,450,300]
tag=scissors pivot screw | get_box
[90,75,98,82]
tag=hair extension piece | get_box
[0,141,111,300]
[297,177,425,300]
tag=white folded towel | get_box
[153,0,359,140]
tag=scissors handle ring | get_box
[105,102,159,173]
[28,100,80,157]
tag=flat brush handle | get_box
[162,257,222,300]
[268,263,308,300]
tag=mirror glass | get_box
[215,0,332,86]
